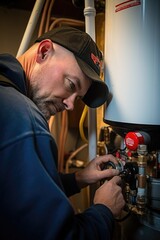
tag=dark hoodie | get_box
[0,53,114,240]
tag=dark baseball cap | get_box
[35,26,109,108]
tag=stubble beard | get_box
[29,82,57,121]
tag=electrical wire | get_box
[65,143,88,173]
[45,0,55,32]
[49,17,84,30]
[38,0,51,36]
[48,116,55,132]
[79,105,88,143]
[58,111,68,172]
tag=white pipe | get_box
[84,0,96,40]
[84,0,97,162]
[16,0,45,57]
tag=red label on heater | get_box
[115,0,141,12]
[125,137,134,146]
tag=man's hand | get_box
[94,176,125,217]
[75,154,119,189]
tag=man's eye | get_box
[66,78,75,92]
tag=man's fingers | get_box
[96,154,118,165]
[101,168,119,178]
[110,175,122,185]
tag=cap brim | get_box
[82,80,109,108]
[75,56,109,108]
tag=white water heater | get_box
[104,0,160,136]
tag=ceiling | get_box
[0,0,85,20]
[0,0,105,20]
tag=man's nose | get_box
[63,94,77,111]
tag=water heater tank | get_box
[104,0,160,140]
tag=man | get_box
[0,26,125,239]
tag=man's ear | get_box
[36,39,54,63]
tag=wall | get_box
[0,6,38,56]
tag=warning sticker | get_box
[115,0,141,12]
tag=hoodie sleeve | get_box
[0,86,115,240]
[59,172,81,197]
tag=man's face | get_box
[29,43,91,120]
